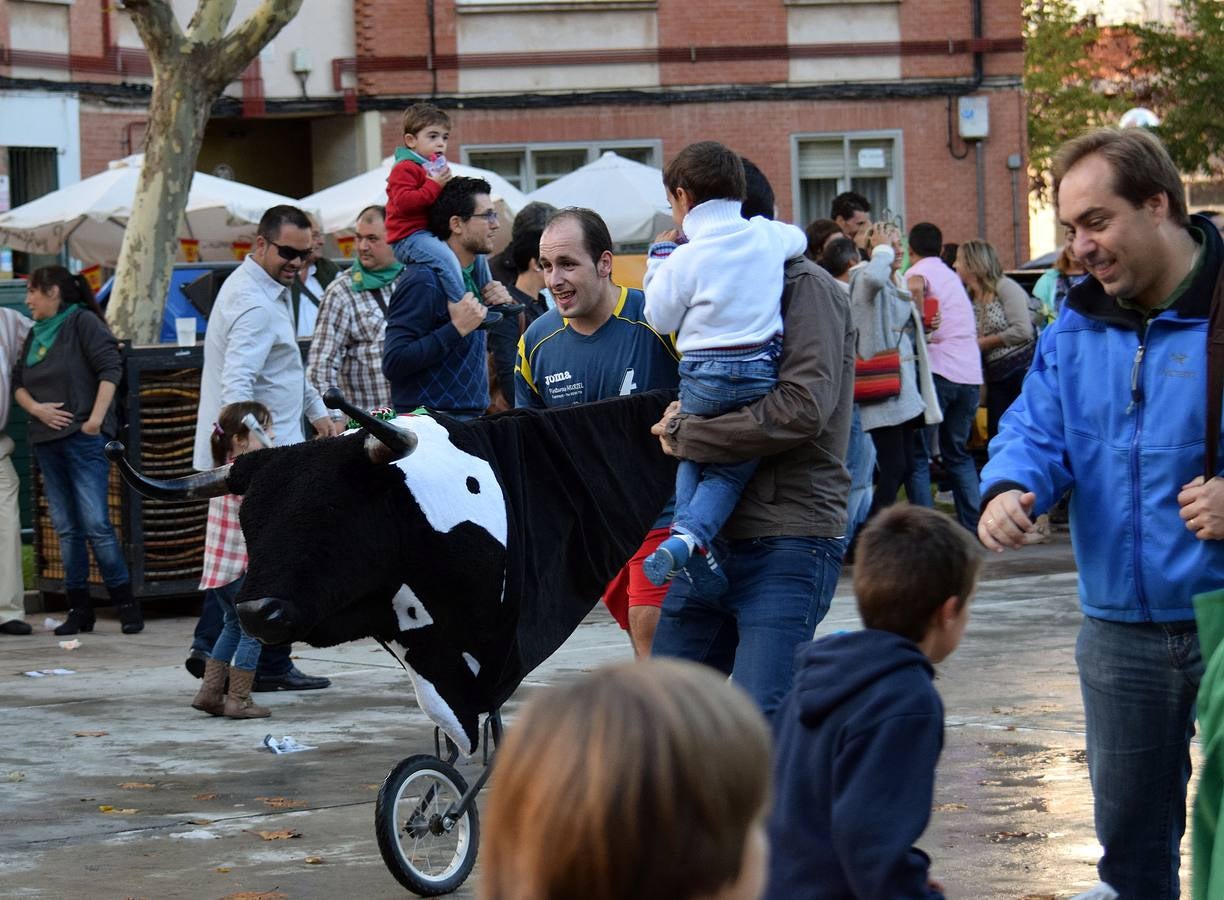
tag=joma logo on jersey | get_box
[544,371,573,386]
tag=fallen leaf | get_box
[74,731,108,738]
[304,856,324,864]
[256,796,305,809]
[98,805,114,812]
[251,829,301,841]
[118,782,155,790]
[99,806,138,815]
[361,783,379,791]
[193,792,218,801]
[933,802,967,812]
[219,893,286,900]
[189,818,213,826]
[6,771,24,782]
[215,867,231,874]
[1019,895,1057,900]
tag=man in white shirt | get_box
[190,204,340,691]
[0,306,33,635]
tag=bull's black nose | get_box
[236,597,296,644]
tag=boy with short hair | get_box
[641,140,807,597]
[386,103,501,321]
[766,504,980,899]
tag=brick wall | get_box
[353,0,456,98]
[79,108,148,177]
[656,0,788,86]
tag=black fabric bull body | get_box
[110,391,676,753]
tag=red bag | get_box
[854,348,902,404]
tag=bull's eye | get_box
[466,476,480,494]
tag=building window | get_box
[463,141,662,192]
[792,132,904,229]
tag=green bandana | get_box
[26,305,78,367]
[395,146,429,166]
[462,263,480,299]
[351,257,404,293]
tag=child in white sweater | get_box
[642,142,807,597]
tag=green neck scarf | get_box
[26,305,78,367]
[395,146,429,166]
[350,257,404,293]
[462,263,480,299]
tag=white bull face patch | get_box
[353,415,508,548]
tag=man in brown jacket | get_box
[650,163,855,717]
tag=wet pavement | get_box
[0,530,1199,899]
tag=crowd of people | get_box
[2,109,1223,899]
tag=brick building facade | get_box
[0,0,1027,265]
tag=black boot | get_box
[54,588,95,636]
[110,582,143,635]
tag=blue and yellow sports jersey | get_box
[515,285,680,409]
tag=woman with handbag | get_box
[850,223,942,518]
[956,240,1035,440]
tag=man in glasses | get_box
[190,204,340,693]
[383,177,517,420]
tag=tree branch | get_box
[212,0,304,83]
[185,0,238,42]
[122,0,186,66]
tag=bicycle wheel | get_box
[375,754,480,896]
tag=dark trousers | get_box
[868,414,924,516]
[191,589,291,678]
[986,371,1026,440]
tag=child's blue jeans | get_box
[208,575,263,672]
[392,230,491,303]
[673,342,780,550]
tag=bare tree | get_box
[107,0,303,342]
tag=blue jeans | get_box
[1075,616,1202,899]
[844,405,876,546]
[651,535,843,718]
[35,431,130,590]
[208,575,264,672]
[673,353,778,550]
[905,424,936,508]
[392,231,491,303]
[192,589,291,678]
[933,375,982,532]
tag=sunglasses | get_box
[465,209,499,223]
[267,239,313,263]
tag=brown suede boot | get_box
[224,668,270,719]
[191,658,228,716]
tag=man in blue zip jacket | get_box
[979,127,1224,899]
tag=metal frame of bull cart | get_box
[375,710,505,895]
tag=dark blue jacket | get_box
[382,266,489,416]
[767,630,946,899]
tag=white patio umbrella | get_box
[0,154,307,265]
[301,156,529,237]
[524,151,672,245]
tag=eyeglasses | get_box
[465,210,499,223]
[267,239,313,263]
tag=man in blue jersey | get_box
[516,208,680,655]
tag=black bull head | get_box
[108,391,677,752]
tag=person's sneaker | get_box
[252,665,331,692]
[682,548,730,600]
[642,535,693,587]
[0,619,32,635]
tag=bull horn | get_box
[105,441,233,501]
[323,388,417,461]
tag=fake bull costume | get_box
[109,390,676,754]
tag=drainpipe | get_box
[427,0,438,98]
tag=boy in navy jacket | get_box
[766,505,981,898]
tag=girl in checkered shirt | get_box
[191,401,274,720]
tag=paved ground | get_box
[0,531,1199,899]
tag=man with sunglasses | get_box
[383,177,517,420]
[190,204,340,693]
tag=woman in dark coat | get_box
[12,266,140,635]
